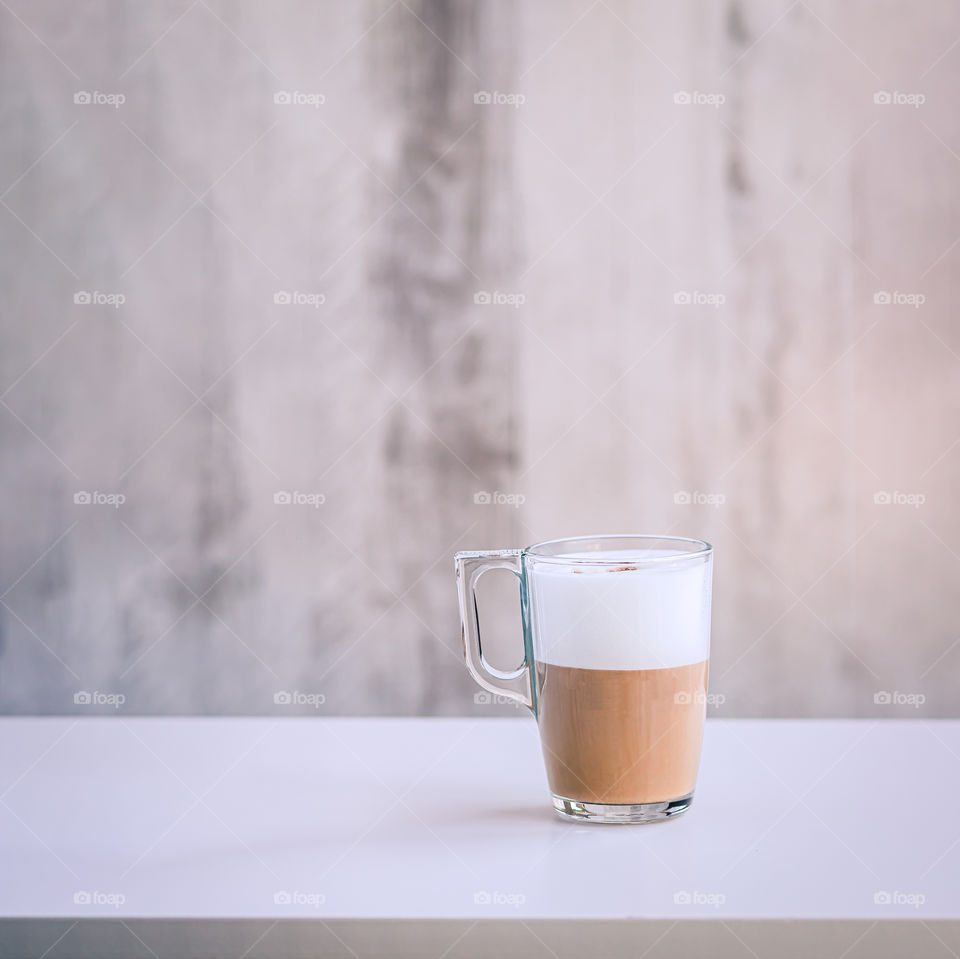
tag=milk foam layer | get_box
[528,549,712,670]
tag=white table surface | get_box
[0,717,957,921]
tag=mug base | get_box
[551,792,694,824]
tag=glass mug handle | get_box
[454,549,533,709]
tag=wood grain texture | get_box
[0,0,957,715]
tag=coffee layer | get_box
[529,550,712,670]
[536,660,708,805]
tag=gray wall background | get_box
[1,0,958,716]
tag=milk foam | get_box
[528,549,712,670]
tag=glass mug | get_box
[455,535,713,823]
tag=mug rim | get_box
[522,533,712,566]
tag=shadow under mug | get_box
[455,534,713,824]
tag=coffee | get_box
[536,660,708,804]
[456,535,714,822]
[528,549,712,807]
